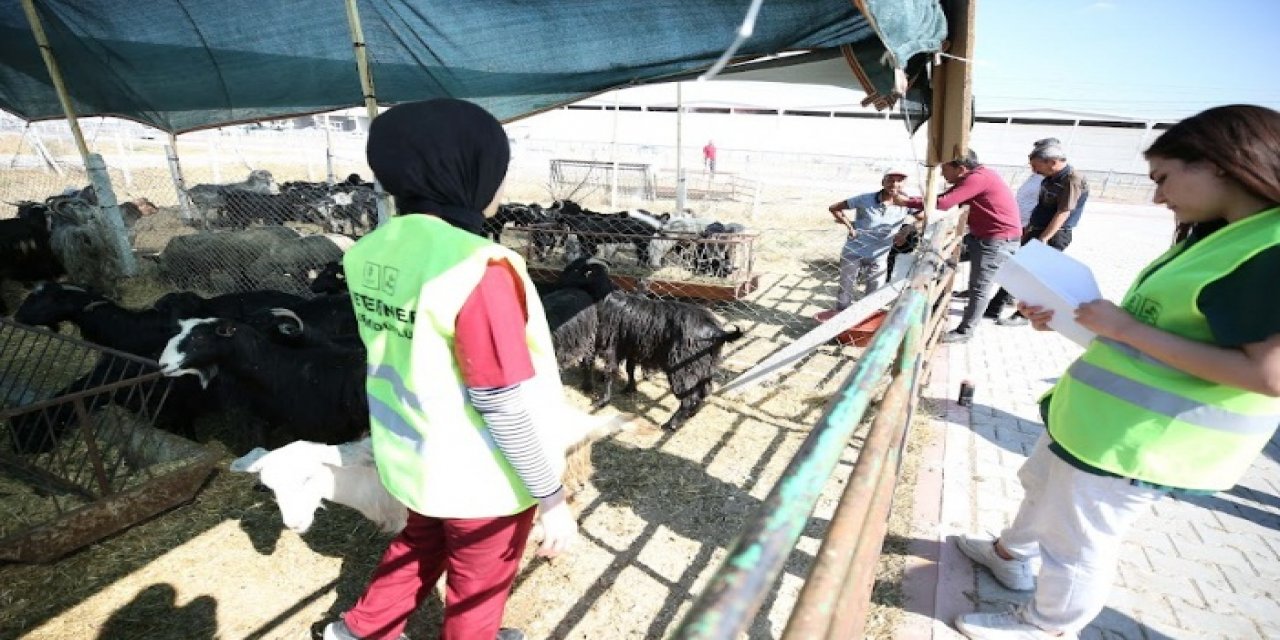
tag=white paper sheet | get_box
[993,240,1102,348]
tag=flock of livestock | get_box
[185,170,378,236]
[5,249,742,456]
[487,199,751,279]
[0,168,752,536]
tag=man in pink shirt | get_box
[703,140,717,174]
[895,150,1022,343]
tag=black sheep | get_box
[158,318,368,446]
[594,293,743,430]
[541,258,616,383]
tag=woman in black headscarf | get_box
[329,99,575,640]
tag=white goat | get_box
[231,410,642,534]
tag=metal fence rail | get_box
[671,215,962,639]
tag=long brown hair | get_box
[1144,105,1280,207]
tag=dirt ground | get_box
[0,350,913,640]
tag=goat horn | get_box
[268,307,304,326]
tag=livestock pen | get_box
[0,155,945,639]
[0,1,983,635]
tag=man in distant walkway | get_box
[986,142,1090,325]
[827,168,919,310]
[895,150,1022,343]
[703,140,717,175]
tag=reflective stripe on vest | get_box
[366,364,501,454]
[1067,358,1278,436]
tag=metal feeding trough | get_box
[0,318,218,563]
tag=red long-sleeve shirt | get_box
[901,165,1021,240]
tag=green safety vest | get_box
[1049,207,1280,491]
[343,214,567,517]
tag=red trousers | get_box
[343,506,537,640]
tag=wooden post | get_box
[344,0,394,223]
[926,0,975,168]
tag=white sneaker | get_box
[955,534,1035,591]
[955,609,1073,639]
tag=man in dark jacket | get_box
[987,144,1090,325]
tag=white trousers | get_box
[999,434,1168,633]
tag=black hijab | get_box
[366,99,510,237]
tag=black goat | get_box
[594,293,743,430]
[541,258,616,381]
[9,283,215,453]
[558,206,666,266]
[158,318,368,446]
[17,283,176,357]
[152,289,307,322]
[0,203,62,313]
[219,190,324,229]
[484,203,549,242]
[308,261,348,294]
[263,293,357,339]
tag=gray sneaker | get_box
[955,534,1035,591]
[322,620,410,640]
[497,630,527,640]
[955,608,1074,639]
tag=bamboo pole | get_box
[676,82,686,212]
[610,91,620,209]
[21,0,135,276]
[344,0,394,222]
[20,0,89,165]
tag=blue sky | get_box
[973,0,1280,119]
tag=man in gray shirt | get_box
[827,168,920,309]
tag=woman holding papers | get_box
[953,104,1280,640]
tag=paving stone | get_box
[1171,606,1266,639]
[1196,577,1280,621]
[1166,537,1255,573]
[1140,548,1233,592]
[1115,566,1205,608]
[1188,524,1279,565]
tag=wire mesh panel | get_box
[509,225,759,300]
[0,319,217,563]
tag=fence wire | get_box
[0,121,1150,395]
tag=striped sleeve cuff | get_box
[467,384,562,499]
